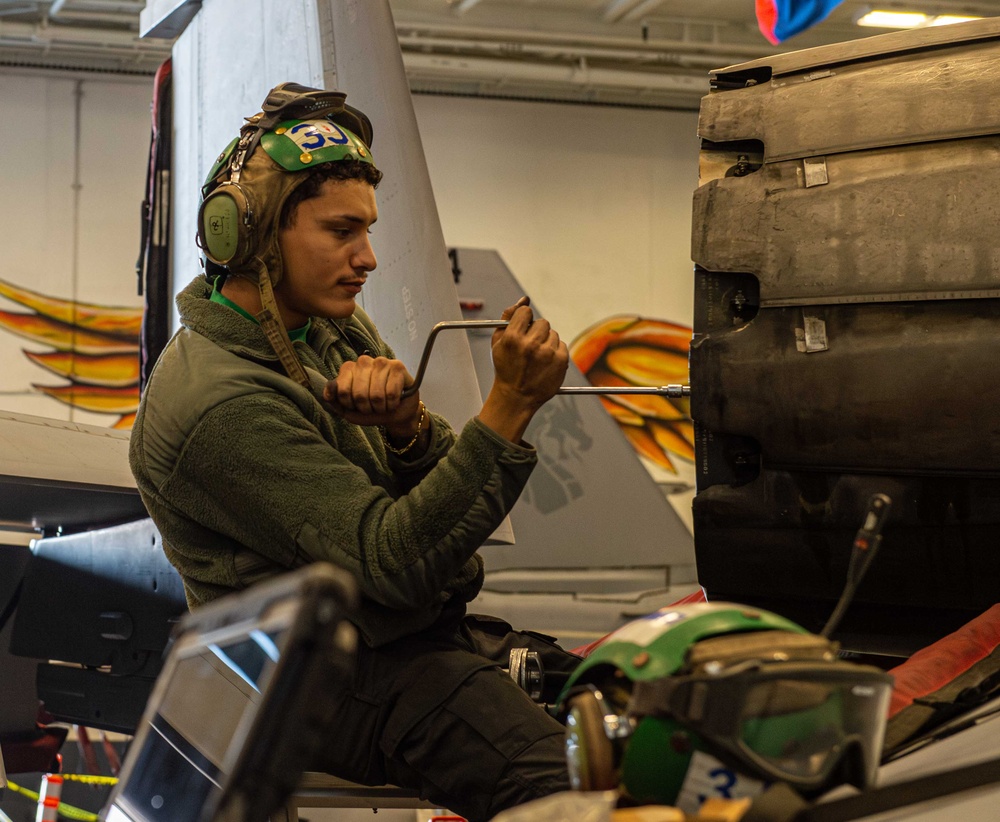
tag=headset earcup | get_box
[565,691,617,792]
[198,184,251,266]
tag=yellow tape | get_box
[5,778,106,821]
[62,775,119,786]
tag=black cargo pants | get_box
[314,608,583,822]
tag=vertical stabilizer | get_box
[454,249,698,644]
[317,1,484,427]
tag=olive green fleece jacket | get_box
[129,276,538,647]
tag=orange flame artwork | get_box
[0,277,142,429]
[570,316,694,473]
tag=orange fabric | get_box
[887,603,1000,718]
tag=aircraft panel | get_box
[691,20,1000,656]
[0,412,145,531]
[693,139,1000,306]
[703,31,1000,163]
[453,248,695,580]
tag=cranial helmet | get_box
[558,603,893,813]
[197,82,377,386]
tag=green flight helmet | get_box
[558,602,893,813]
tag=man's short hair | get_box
[280,160,384,229]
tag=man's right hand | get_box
[478,297,569,444]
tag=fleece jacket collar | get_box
[176,275,376,366]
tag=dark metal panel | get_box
[691,19,1000,656]
[11,519,186,674]
[710,17,1000,84]
[690,298,1000,473]
[703,39,1000,161]
[0,475,148,534]
[692,471,1000,655]
[692,138,1000,306]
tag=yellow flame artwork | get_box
[570,316,693,473]
[0,277,141,429]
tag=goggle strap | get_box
[628,678,737,735]
[628,678,690,721]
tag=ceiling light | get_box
[856,10,931,27]
[855,9,983,28]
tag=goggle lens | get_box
[737,676,891,786]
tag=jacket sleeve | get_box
[386,410,457,492]
[157,391,535,612]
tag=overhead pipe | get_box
[0,5,37,18]
[453,0,486,13]
[50,0,146,14]
[393,20,780,59]
[604,0,669,24]
[401,51,709,95]
[47,10,140,26]
[396,33,731,69]
[0,18,169,51]
[618,0,670,23]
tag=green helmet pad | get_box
[260,119,374,172]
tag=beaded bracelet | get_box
[380,401,426,455]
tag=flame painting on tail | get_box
[570,316,694,474]
[0,277,142,429]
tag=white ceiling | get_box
[1,0,997,108]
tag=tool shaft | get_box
[400,320,691,399]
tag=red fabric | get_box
[0,726,67,774]
[756,0,780,44]
[668,589,708,607]
[887,603,1000,718]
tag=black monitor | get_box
[101,562,357,822]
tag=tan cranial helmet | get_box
[198,82,377,386]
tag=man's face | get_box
[275,177,378,325]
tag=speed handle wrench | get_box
[400,320,691,399]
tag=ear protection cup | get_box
[197,182,253,267]
[565,690,617,792]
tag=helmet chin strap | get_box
[253,257,311,388]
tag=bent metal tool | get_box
[400,320,692,400]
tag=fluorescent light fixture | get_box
[856,9,982,28]
[856,10,930,27]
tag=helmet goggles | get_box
[627,657,893,792]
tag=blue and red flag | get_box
[756,0,846,44]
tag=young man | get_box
[129,84,581,820]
